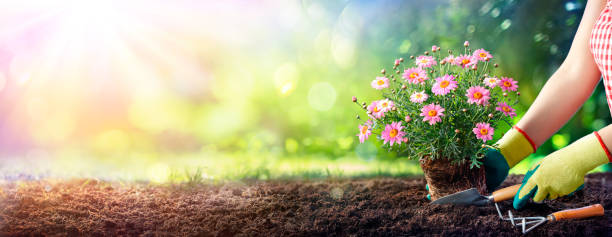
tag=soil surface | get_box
[0,173,610,236]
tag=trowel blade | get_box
[430,188,490,206]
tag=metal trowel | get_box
[431,184,521,206]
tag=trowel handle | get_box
[547,204,604,221]
[490,184,521,202]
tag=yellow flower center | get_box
[381,102,388,108]
[428,110,437,117]
[421,59,428,64]
[473,92,483,99]
[504,81,511,87]
[440,80,450,88]
[480,128,488,135]
[389,129,398,138]
[361,126,369,134]
[489,79,496,83]
[415,94,422,98]
[373,107,380,112]
[462,59,470,65]
[479,52,487,58]
[377,79,385,85]
[410,72,418,78]
[502,106,511,112]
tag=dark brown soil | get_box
[0,173,610,236]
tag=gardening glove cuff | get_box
[513,132,612,209]
[496,126,536,168]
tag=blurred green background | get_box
[0,0,609,182]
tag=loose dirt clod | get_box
[0,174,610,236]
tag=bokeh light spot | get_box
[274,63,299,96]
[551,134,570,150]
[331,34,356,69]
[398,40,412,54]
[308,82,336,111]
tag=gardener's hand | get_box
[513,132,611,209]
[483,126,535,192]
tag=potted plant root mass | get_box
[353,42,520,200]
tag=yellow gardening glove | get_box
[513,132,611,209]
[483,127,535,191]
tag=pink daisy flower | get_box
[367,101,384,119]
[473,122,494,142]
[498,77,518,91]
[455,54,477,68]
[415,55,437,68]
[357,123,372,143]
[496,102,517,118]
[465,86,491,105]
[410,90,429,103]
[420,103,445,125]
[402,67,428,84]
[442,55,456,65]
[483,77,499,88]
[431,75,458,96]
[381,122,406,146]
[473,48,493,61]
[377,99,394,112]
[371,76,389,90]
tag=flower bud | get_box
[456,138,461,142]
[399,58,404,62]
[396,70,400,74]
[362,102,366,106]
[432,45,437,52]
[381,69,386,74]
[471,65,477,71]
[362,105,367,109]
[391,107,397,111]
[494,63,499,68]
[352,96,357,102]
[462,108,467,112]
[455,129,460,133]
[441,61,446,65]
[392,77,396,82]
[424,51,429,55]
[448,49,452,54]
[367,110,372,114]
[410,55,415,59]
[405,115,412,123]
[488,113,494,118]
[403,137,409,143]
[503,92,508,97]
[356,115,360,119]
[430,70,435,73]
[401,85,407,90]
[464,41,469,47]
[517,92,521,96]
[451,94,455,98]
[394,59,400,66]
[393,65,397,70]
[481,144,486,148]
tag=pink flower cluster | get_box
[356,43,520,146]
[367,99,395,119]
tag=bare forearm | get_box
[515,0,605,147]
[516,68,599,147]
[597,124,612,153]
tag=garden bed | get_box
[0,173,610,236]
